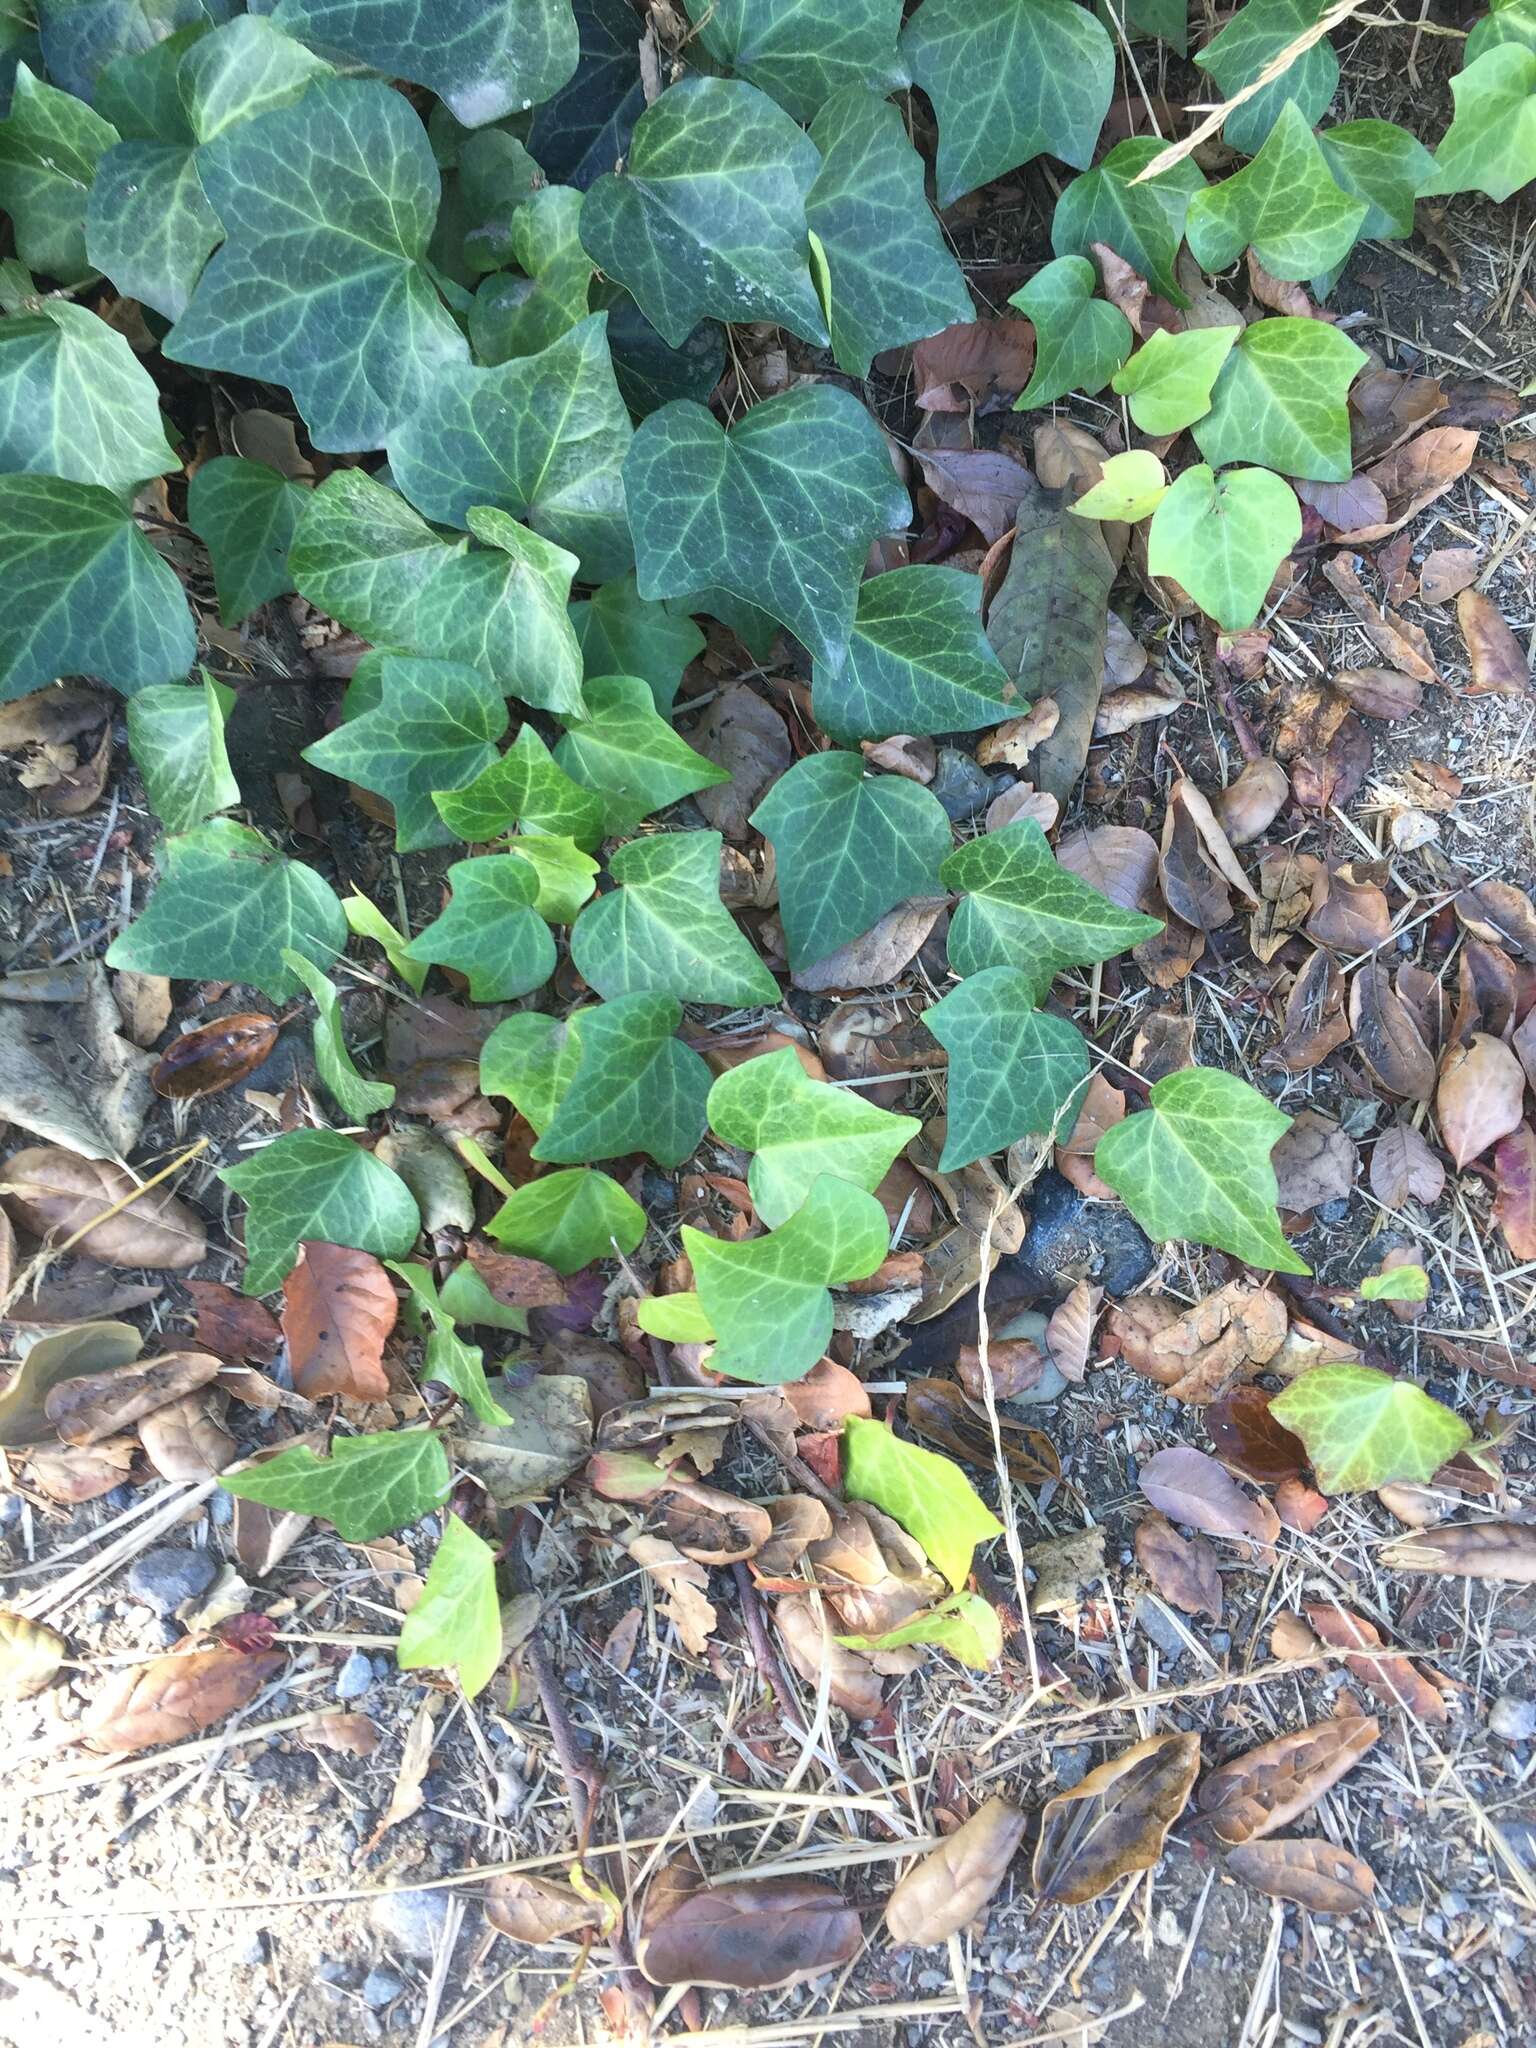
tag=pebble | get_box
[125,1547,216,1617]
[930,747,996,822]
[234,1932,266,1967]
[105,1484,136,1513]
[1210,1629,1232,1653]
[335,1649,374,1701]
[361,1966,406,2008]
[1133,1594,1186,1663]
[917,1969,946,1991]
[1052,1743,1092,1789]
[208,1489,233,1527]
[1318,1197,1350,1223]
[1489,1696,1536,1742]
[0,1495,23,1529]
[370,1887,452,1961]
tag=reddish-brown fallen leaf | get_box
[691,682,792,842]
[81,1646,285,1754]
[150,1013,279,1098]
[1418,547,1481,606]
[1350,959,1435,1102]
[636,1859,862,1990]
[465,1242,567,1308]
[1321,556,1438,683]
[1044,1281,1101,1383]
[1032,1731,1201,1904]
[885,1795,1028,1946]
[1457,588,1531,696]
[912,316,1035,411]
[1139,1446,1273,1546]
[1197,1717,1379,1844]
[1273,1477,1329,1534]
[299,1710,382,1759]
[958,1336,1045,1401]
[0,1147,206,1269]
[1135,1511,1222,1622]
[1206,1385,1307,1485]
[1160,778,1256,930]
[1055,1071,1126,1199]
[183,1278,280,1363]
[904,1376,1059,1486]
[661,1480,772,1566]
[487,1870,603,1945]
[1436,1032,1526,1168]
[1295,473,1387,532]
[1272,1111,1356,1214]
[45,1350,223,1445]
[1369,1124,1446,1210]
[1380,1522,1536,1581]
[1303,1602,1448,1722]
[781,1357,871,1432]
[1306,862,1392,955]
[281,1242,398,1402]
[755,1495,833,1577]
[1225,1837,1377,1913]
[1055,825,1161,912]
[25,1434,137,1503]
[1454,876,1536,961]
[1492,1126,1536,1258]
[1335,425,1479,543]
[1119,1283,1286,1406]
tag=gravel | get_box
[370,1888,452,1960]
[124,1547,216,1616]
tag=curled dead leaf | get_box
[184,1279,280,1363]
[782,1356,871,1431]
[624,1532,718,1654]
[1379,1521,1536,1582]
[487,1870,603,1945]
[1118,1282,1285,1406]
[1044,1282,1101,1383]
[1055,1072,1125,1200]
[885,1795,1028,1946]
[636,1858,862,1991]
[1302,1602,1448,1722]
[151,1013,279,1099]
[1268,949,1350,1075]
[1418,548,1480,606]
[299,1710,382,1758]
[1350,959,1435,1102]
[1492,1126,1536,1259]
[25,1432,137,1502]
[957,1335,1045,1402]
[1,1147,206,1269]
[661,1479,772,1566]
[1032,1731,1201,1905]
[1205,1385,1306,1486]
[1197,1717,1379,1845]
[755,1494,833,1576]
[1055,826,1160,913]
[912,316,1035,411]
[1457,588,1530,696]
[45,1349,223,1446]
[1225,1836,1376,1913]
[1272,1111,1356,1214]
[138,1391,237,1479]
[0,1611,67,1699]
[82,1646,286,1754]
[1212,759,1288,847]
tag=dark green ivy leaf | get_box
[527,0,645,190]
[533,993,712,1170]
[812,565,1018,745]
[185,455,308,627]
[1314,120,1437,244]
[554,672,730,834]
[941,818,1163,986]
[924,966,1090,1170]
[569,829,779,1006]
[220,1429,451,1541]
[1012,255,1131,408]
[0,301,175,496]
[222,1127,422,1295]
[569,573,704,716]
[36,0,208,105]
[1195,0,1338,155]
[688,0,906,122]
[404,854,556,1002]
[1051,138,1205,305]
[0,65,117,285]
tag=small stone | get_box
[208,1489,233,1527]
[316,1960,350,1986]
[930,747,996,822]
[1318,1197,1350,1224]
[335,1649,373,1701]
[125,1547,216,1617]
[1052,1743,1092,1789]
[1490,1696,1536,1743]
[234,1932,266,1967]
[105,1484,136,1513]
[1134,1594,1186,1663]
[917,1969,946,1991]
[0,1495,23,1528]
[362,1966,406,2008]
[370,1888,451,1961]
[1210,1629,1232,1653]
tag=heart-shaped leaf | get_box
[752,750,952,970]
[305,654,508,852]
[281,950,396,1120]
[1051,138,1205,302]
[685,1175,890,1382]
[185,455,308,627]
[504,834,600,923]
[569,829,778,1006]
[1269,1363,1472,1492]
[1185,100,1367,282]
[555,672,730,835]
[1316,119,1437,242]
[1095,1066,1309,1273]
[1465,0,1536,63]
[527,0,646,189]
[1146,463,1301,632]
[1011,255,1131,407]
[1194,318,1369,482]
[625,382,911,672]
[1068,448,1168,522]
[579,75,828,349]
[1195,0,1339,154]
[688,0,906,122]
[707,1046,921,1225]
[812,564,1018,744]
[533,993,712,1169]
[397,1511,502,1696]
[0,474,195,703]
[107,818,347,1001]
[86,136,220,321]
[843,1413,1004,1586]
[221,1427,450,1540]
[924,966,1090,1170]
[900,0,1114,207]
[125,674,239,835]
[486,1166,646,1274]
[941,818,1163,986]
[435,724,606,849]
[570,572,704,716]
[1111,324,1238,436]
[1421,44,1536,201]
[404,854,555,1003]
[481,1013,581,1133]
[0,301,174,495]
[0,66,117,284]
[222,1128,421,1294]
[467,183,592,358]
[387,313,632,580]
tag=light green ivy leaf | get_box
[486,1166,646,1275]
[569,572,704,717]
[532,993,712,1169]
[1421,44,1536,202]
[404,854,556,1003]
[435,724,606,850]
[185,455,308,627]
[1466,0,1536,62]
[688,0,907,122]
[1095,1066,1309,1273]
[707,1046,920,1226]
[1269,1363,1471,1492]
[391,1262,511,1425]
[813,565,1019,746]
[1011,255,1131,408]
[220,1428,451,1541]
[1193,317,1368,482]
[1360,1262,1429,1302]
[941,819,1162,986]
[839,1590,1003,1671]
[1051,138,1205,304]
[343,891,428,994]
[0,301,174,495]
[843,1413,1003,1588]
[125,673,239,835]
[222,1127,422,1295]
[1185,99,1368,282]
[569,829,778,1007]
[1111,325,1239,437]
[1069,449,1168,523]
[0,65,117,284]
[554,672,730,836]
[1145,463,1301,633]
[281,949,396,1122]
[504,835,600,923]
[924,967,1090,1171]
[481,1012,582,1133]
[1195,0,1339,155]
[397,1511,503,1696]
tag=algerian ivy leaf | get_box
[387,313,632,580]
[924,967,1091,1171]
[391,1262,511,1424]
[1193,317,1368,483]
[1051,138,1205,304]
[1145,464,1301,633]
[1095,1067,1308,1274]
[0,302,173,495]
[804,86,972,378]
[942,819,1162,986]
[685,1175,890,1383]
[1467,0,1536,62]
[635,1291,716,1343]
[289,472,586,718]
[1360,1262,1429,1302]
[1106,0,1189,52]
[554,672,729,835]
[185,455,307,626]
[1011,255,1131,408]
[220,1428,451,1541]
[900,0,1114,207]
[281,949,396,1121]
[436,724,605,849]
[403,854,556,1003]
[397,1511,502,1695]
[222,1127,422,1295]
[125,673,239,834]
[180,14,333,144]
[1315,119,1437,242]
[303,652,508,853]
[707,1047,920,1226]
[579,75,829,350]
[444,127,543,279]
[625,384,910,672]
[1421,45,1536,202]
[88,18,204,139]
[466,184,591,358]
[1195,0,1339,154]
[527,0,645,189]
[1111,325,1238,437]
[752,751,952,971]
[0,66,117,284]
[480,1013,581,1133]
[438,1259,530,1333]
[106,817,348,1001]
[839,1590,1003,1670]
[504,835,599,923]
[598,287,728,419]
[1185,100,1368,282]
[688,0,906,122]
[164,78,468,454]
[0,475,195,703]
[533,994,712,1170]
[486,1167,645,1274]
[36,0,208,103]
[85,137,218,319]
[812,565,1019,746]
[569,573,704,717]
[343,891,428,994]
[1068,449,1168,523]
[1269,1364,1471,1492]
[569,830,778,1006]
[843,1412,1003,1587]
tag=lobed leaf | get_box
[532,994,712,1169]
[707,1047,921,1225]
[403,855,555,1003]
[1185,100,1367,282]
[397,1511,503,1697]
[569,572,704,717]
[0,300,174,495]
[688,0,906,123]
[1193,318,1368,482]
[941,818,1163,987]
[1051,137,1205,302]
[924,966,1091,1170]
[0,66,117,284]
[1111,325,1238,437]
[220,1428,451,1541]
[812,564,1018,745]
[554,672,730,835]
[569,829,778,1007]
[221,1128,421,1294]
[1011,255,1132,407]
[1145,464,1301,633]
[185,456,308,627]
[1269,1363,1472,1491]
[486,1166,646,1274]
[1195,0,1339,154]
[843,1413,1004,1587]
[125,674,239,836]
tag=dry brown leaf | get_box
[1335,425,1479,543]
[1272,1111,1356,1213]
[1245,249,1316,318]
[1418,548,1481,606]
[82,1647,286,1754]
[625,1532,718,1654]
[917,445,1036,543]
[281,1242,398,1402]
[299,1710,382,1758]
[1269,949,1350,1075]
[691,683,792,840]
[0,1147,206,1269]
[790,896,945,993]
[25,1433,137,1502]
[1055,1072,1125,1199]
[1249,847,1323,964]
[1454,877,1536,961]
[45,1349,223,1445]
[660,1480,772,1566]
[1492,1126,1536,1259]
[1303,1602,1448,1722]
[1044,1281,1101,1382]
[486,1870,603,1945]
[1175,246,1246,332]
[0,682,112,750]
[1457,588,1530,696]
[1160,778,1256,930]
[0,1318,142,1447]
[1379,1521,1536,1581]
[1121,1281,1286,1405]
[151,1013,279,1099]
[912,316,1035,411]
[1139,1445,1274,1545]
[112,971,172,1048]
[957,1335,1045,1401]
[1135,1512,1222,1622]
[885,1795,1028,1946]
[1271,1613,1323,1662]
[1197,1717,1380,1845]
[1094,682,1183,734]
[636,1859,862,1991]
[1436,1032,1526,1168]
[366,1691,438,1848]
[0,1612,66,1700]
[904,1375,1058,1487]
[1306,861,1392,955]
[984,782,1059,834]
[1275,1479,1330,1536]
[781,1356,871,1432]
[138,1391,236,1480]
[773,1593,887,1717]
[975,700,1059,768]
[1055,825,1160,912]
[861,733,936,782]
[755,1495,833,1576]
[1350,959,1435,1101]
[353,1534,425,1612]
[1225,1837,1376,1913]
[1330,667,1423,720]
[1295,473,1388,531]
[1205,1385,1307,1484]
[1032,1731,1201,1904]
[1369,1123,1446,1209]
[1211,758,1287,847]
[1321,556,1438,683]
[183,1278,280,1363]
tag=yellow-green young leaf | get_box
[838,1592,1003,1671]
[220,1428,451,1540]
[843,1416,1003,1589]
[402,853,555,1003]
[1111,325,1238,437]
[343,891,428,994]
[502,835,599,924]
[1067,449,1167,523]
[281,949,396,1122]
[486,1167,646,1275]
[1094,1067,1309,1274]
[125,673,240,835]
[397,1512,503,1698]
[1145,464,1301,634]
[635,1291,717,1343]
[1360,1264,1429,1303]
[390,1261,511,1425]
[706,1047,920,1226]
[1269,1364,1471,1493]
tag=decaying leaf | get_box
[25,1432,137,1503]
[1457,588,1530,696]
[1055,1072,1125,1199]
[0,969,156,1160]
[1418,548,1480,606]
[913,317,1035,411]
[1135,1512,1223,1623]
[298,1710,382,1758]
[0,1319,143,1447]
[82,1646,286,1754]
[1436,1032,1526,1168]
[755,1494,834,1576]
[0,1611,67,1699]
[1032,1731,1201,1904]
[885,1795,1028,1946]
[957,1335,1045,1402]
[1139,1446,1274,1548]
[1379,1522,1536,1582]
[0,1147,206,1268]
[636,1858,862,1991]
[1115,1282,1286,1405]
[452,1376,593,1503]
[1160,778,1256,930]
[1492,1127,1536,1259]
[486,1870,604,1945]
[661,1479,772,1566]
[1350,960,1435,1102]
[625,1532,718,1654]
[1322,556,1437,684]
[1022,1524,1106,1617]
[184,1279,281,1362]
[151,1013,279,1098]
[1197,1717,1380,1845]
[138,1391,237,1480]
[1302,1602,1448,1722]
[1269,949,1350,1074]
[1055,826,1160,913]
[1272,1111,1356,1214]
[1212,759,1288,847]
[1225,1836,1376,1913]
[44,1349,223,1446]
[1369,1124,1446,1210]
[904,1375,1059,1487]
[282,1241,399,1402]
[773,1592,887,1718]
[1204,1385,1307,1485]
[1044,1282,1101,1383]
